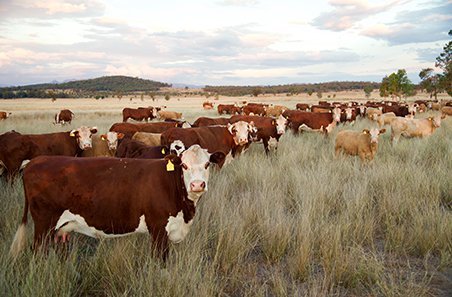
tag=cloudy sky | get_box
[0,0,450,86]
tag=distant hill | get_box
[9,75,171,92]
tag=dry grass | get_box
[0,95,451,296]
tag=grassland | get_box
[0,94,451,296]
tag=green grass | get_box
[0,111,451,296]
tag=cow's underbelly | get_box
[55,210,149,239]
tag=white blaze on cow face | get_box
[228,121,251,145]
[345,108,353,120]
[275,115,287,135]
[180,145,213,203]
[71,126,98,150]
[55,210,148,239]
[365,128,385,144]
[102,132,124,151]
[151,107,158,118]
[359,105,366,115]
[170,140,186,156]
[332,107,341,122]
[165,211,193,243]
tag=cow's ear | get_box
[362,129,370,134]
[117,133,125,139]
[210,151,226,165]
[428,117,433,121]
[69,130,78,137]
[379,128,386,134]
[91,127,98,134]
[227,123,234,134]
[164,154,182,166]
[272,119,275,125]
[100,134,107,141]
[441,114,446,119]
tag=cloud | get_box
[311,0,403,31]
[217,0,259,6]
[0,0,105,19]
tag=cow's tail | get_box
[9,195,29,259]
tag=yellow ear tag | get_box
[70,132,75,137]
[101,136,106,141]
[161,148,166,154]
[166,160,174,171]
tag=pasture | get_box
[0,94,451,297]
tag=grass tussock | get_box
[0,111,451,296]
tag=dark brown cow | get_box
[54,109,74,125]
[161,121,253,166]
[382,105,409,117]
[242,104,265,116]
[9,145,226,260]
[116,138,169,159]
[229,115,287,153]
[122,107,156,122]
[110,122,182,138]
[296,103,310,111]
[0,126,97,181]
[0,111,11,120]
[217,104,241,115]
[282,109,341,135]
[192,117,230,127]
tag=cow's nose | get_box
[190,181,206,192]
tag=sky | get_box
[0,0,450,86]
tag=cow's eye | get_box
[181,163,188,170]
[205,162,210,169]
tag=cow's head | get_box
[429,114,446,128]
[275,115,287,135]
[101,132,124,151]
[344,108,353,120]
[170,140,186,156]
[70,126,98,150]
[177,145,226,202]
[151,107,158,118]
[363,128,386,144]
[332,107,341,122]
[359,105,366,115]
[227,121,254,145]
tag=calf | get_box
[158,110,183,121]
[0,111,12,120]
[335,128,386,162]
[390,114,445,143]
[54,109,74,125]
[0,126,97,182]
[9,145,226,260]
[376,112,397,128]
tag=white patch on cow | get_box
[299,124,313,131]
[170,140,186,156]
[182,122,191,128]
[180,145,211,203]
[224,151,234,166]
[56,111,61,124]
[276,115,287,135]
[55,210,148,239]
[228,121,251,145]
[105,131,120,150]
[165,211,193,243]
[325,120,337,133]
[73,126,97,150]
[20,160,30,170]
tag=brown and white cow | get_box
[0,111,12,120]
[9,145,226,260]
[81,132,124,157]
[54,109,74,125]
[217,104,241,115]
[0,126,97,181]
[282,108,341,135]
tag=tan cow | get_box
[335,128,386,162]
[158,110,183,120]
[390,114,445,143]
[366,107,383,121]
[132,132,162,146]
[265,105,288,117]
[376,112,397,127]
[81,132,124,157]
[441,106,452,116]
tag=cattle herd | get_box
[2,98,451,260]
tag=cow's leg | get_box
[33,219,55,253]
[262,137,270,155]
[150,226,169,261]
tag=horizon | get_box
[1,0,450,86]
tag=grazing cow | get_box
[81,132,124,157]
[132,132,162,146]
[390,114,446,143]
[229,115,287,153]
[54,109,74,125]
[217,104,241,115]
[161,121,253,166]
[335,128,386,162]
[122,107,155,122]
[296,103,310,111]
[441,106,452,116]
[9,145,226,260]
[158,111,183,121]
[192,117,230,127]
[376,112,397,128]
[0,126,97,181]
[116,138,169,159]
[203,101,214,110]
[265,105,288,117]
[243,104,265,116]
[0,111,12,120]
[282,108,341,135]
[110,122,182,138]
